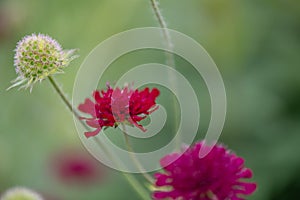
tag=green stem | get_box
[94,137,151,200]
[48,76,80,118]
[149,0,174,66]
[123,173,152,200]
[48,76,151,200]
[121,124,154,184]
[149,0,180,149]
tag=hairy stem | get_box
[149,0,180,148]
[149,0,174,66]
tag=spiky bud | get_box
[0,187,43,200]
[8,33,78,91]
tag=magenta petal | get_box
[240,182,257,195]
[160,153,180,168]
[238,168,253,178]
[153,191,170,199]
[233,157,245,167]
[231,196,243,200]
[154,173,172,186]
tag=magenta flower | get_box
[50,148,104,186]
[153,141,257,200]
[78,84,160,138]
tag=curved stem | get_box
[48,76,151,200]
[48,76,94,132]
[121,124,154,184]
[48,76,80,118]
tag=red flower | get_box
[153,141,257,200]
[50,148,104,186]
[78,84,160,138]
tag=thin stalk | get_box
[123,173,152,200]
[94,137,151,200]
[149,0,180,148]
[149,0,174,67]
[48,76,151,200]
[48,76,80,118]
[121,124,154,184]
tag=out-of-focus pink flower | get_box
[78,84,160,138]
[49,148,105,186]
[153,141,257,200]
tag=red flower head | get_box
[78,84,160,138]
[50,148,104,186]
[153,141,257,200]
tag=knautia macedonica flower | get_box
[49,147,105,186]
[0,187,43,200]
[8,33,78,91]
[153,141,257,200]
[78,83,160,138]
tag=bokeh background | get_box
[1,0,300,199]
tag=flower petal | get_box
[84,128,101,138]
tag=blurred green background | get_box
[1,0,300,199]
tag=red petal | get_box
[151,88,160,97]
[78,98,97,117]
[84,128,101,138]
[86,120,101,128]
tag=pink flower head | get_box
[78,84,160,138]
[50,148,104,186]
[153,141,257,200]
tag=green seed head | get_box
[8,33,78,91]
